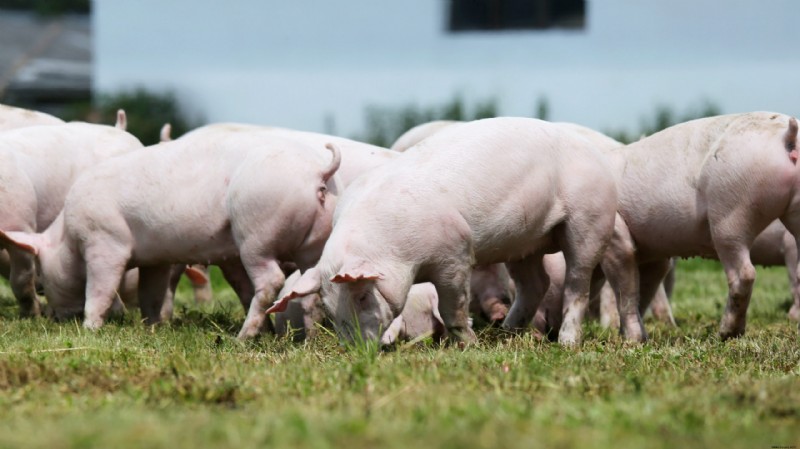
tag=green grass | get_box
[0,260,798,449]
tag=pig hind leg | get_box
[137,265,173,325]
[8,248,40,317]
[637,259,673,318]
[601,214,646,342]
[557,216,613,346]
[779,230,800,322]
[218,257,256,312]
[237,251,285,339]
[503,254,550,331]
[713,214,761,340]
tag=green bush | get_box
[360,96,498,147]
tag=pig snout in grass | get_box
[269,117,618,347]
[275,270,448,345]
[0,126,342,333]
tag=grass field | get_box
[0,259,798,449]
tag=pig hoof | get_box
[83,318,104,331]
[719,325,745,340]
[557,328,581,347]
[237,326,260,340]
[788,304,800,322]
[448,326,477,346]
[19,301,42,318]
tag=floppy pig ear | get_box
[266,267,322,314]
[0,230,45,256]
[330,258,383,283]
[183,265,209,286]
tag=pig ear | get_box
[266,267,321,314]
[330,258,383,283]
[0,230,45,256]
[183,265,209,286]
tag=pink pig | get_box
[0,125,341,332]
[271,117,618,346]
[0,122,142,317]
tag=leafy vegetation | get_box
[0,259,797,448]
[360,96,498,147]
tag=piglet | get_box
[0,125,341,332]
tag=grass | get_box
[0,259,798,449]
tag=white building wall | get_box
[94,0,800,136]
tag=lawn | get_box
[0,259,797,449]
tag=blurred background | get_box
[1,0,798,145]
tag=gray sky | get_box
[94,0,800,136]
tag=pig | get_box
[392,120,632,327]
[191,124,399,336]
[394,121,516,323]
[270,117,618,346]
[390,120,461,152]
[599,112,800,341]
[156,123,214,307]
[0,122,143,317]
[0,125,341,333]
[0,103,63,130]
[275,270,447,344]
[469,263,515,323]
[208,124,400,188]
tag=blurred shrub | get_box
[606,100,721,144]
[0,0,89,15]
[360,96,497,147]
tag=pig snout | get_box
[480,296,510,322]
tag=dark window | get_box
[448,0,585,32]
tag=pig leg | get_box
[637,259,672,314]
[557,216,614,347]
[503,254,550,330]
[83,245,130,330]
[0,249,11,280]
[137,265,172,325]
[716,245,756,339]
[218,258,256,312]
[782,231,800,322]
[663,259,676,298]
[8,248,40,317]
[601,214,647,342]
[598,281,620,328]
[649,285,676,325]
[431,264,476,344]
[238,257,285,339]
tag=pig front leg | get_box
[83,244,130,330]
[431,265,476,344]
[238,257,285,339]
[503,254,550,331]
[137,265,173,325]
[601,214,647,342]
[8,248,41,317]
